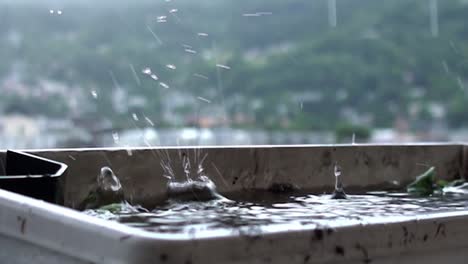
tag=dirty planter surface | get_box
[0,144,468,264]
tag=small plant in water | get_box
[331,162,347,199]
[81,167,149,219]
[407,166,468,196]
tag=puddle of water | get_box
[91,191,468,235]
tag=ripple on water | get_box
[91,192,468,235]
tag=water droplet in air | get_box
[112,132,120,144]
[197,32,209,37]
[184,49,197,54]
[159,82,170,89]
[216,64,231,70]
[144,116,155,126]
[49,9,54,14]
[150,74,159,81]
[157,15,167,20]
[166,64,176,70]
[352,133,356,145]
[125,146,133,156]
[91,90,98,99]
[57,10,62,15]
[132,113,139,121]
[193,73,209,80]
[169,9,178,13]
[197,96,211,103]
[142,67,152,75]
[334,163,341,178]
[331,162,347,199]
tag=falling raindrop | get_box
[300,102,303,110]
[197,32,209,37]
[169,9,178,13]
[145,116,155,126]
[49,9,54,14]
[91,90,98,99]
[352,133,356,145]
[68,155,76,161]
[150,74,159,81]
[129,64,141,86]
[182,44,193,49]
[457,77,465,91]
[166,64,177,70]
[142,67,152,75]
[442,60,450,74]
[57,10,63,15]
[327,0,337,28]
[112,132,120,144]
[243,13,261,17]
[184,49,197,54]
[159,82,170,89]
[216,64,231,70]
[147,25,163,45]
[132,113,139,121]
[429,0,439,37]
[197,96,211,103]
[193,73,209,80]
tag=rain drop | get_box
[197,96,211,103]
[112,132,120,144]
[142,67,152,75]
[216,64,231,70]
[159,82,170,89]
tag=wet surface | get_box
[86,191,468,235]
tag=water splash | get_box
[112,131,120,144]
[331,162,347,199]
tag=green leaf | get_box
[407,167,436,196]
[99,203,124,214]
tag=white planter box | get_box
[0,144,467,263]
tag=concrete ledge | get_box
[0,144,464,208]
